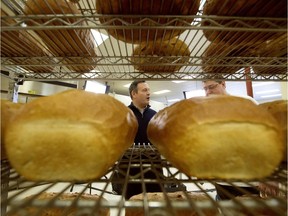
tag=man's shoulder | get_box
[147,107,157,114]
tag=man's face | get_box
[203,81,226,96]
[133,82,151,108]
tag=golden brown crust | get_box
[250,33,287,74]
[24,0,97,72]
[0,9,54,73]
[201,0,287,45]
[5,90,138,181]
[147,95,283,179]
[1,100,23,160]
[259,100,287,161]
[96,0,200,43]
[131,38,190,72]
[10,192,110,216]
[201,42,247,74]
[128,191,209,201]
[126,192,216,216]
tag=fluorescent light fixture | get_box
[185,89,205,98]
[123,83,131,88]
[168,98,180,102]
[255,89,280,95]
[85,81,107,94]
[91,30,108,46]
[153,90,171,95]
[172,80,186,84]
[252,82,275,87]
[260,94,282,98]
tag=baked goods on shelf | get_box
[229,195,287,215]
[4,90,138,181]
[259,100,287,161]
[126,191,216,216]
[1,9,54,73]
[201,0,287,45]
[201,42,246,74]
[250,33,287,74]
[96,0,200,43]
[147,95,284,179]
[1,100,23,160]
[131,38,190,72]
[24,0,97,73]
[9,192,110,216]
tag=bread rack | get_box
[1,0,287,215]
[1,144,287,216]
[1,0,287,81]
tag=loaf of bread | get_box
[250,33,287,74]
[1,100,23,160]
[1,9,54,73]
[201,0,287,45]
[259,100,287,161]
[96,0,200,43]
[131,38,190,72]
[4,90,138,181]
[147,95,284,179]
[24,0,97,73]
[201,42,247,74]
[9,192,109,216]
[126,192,216,216]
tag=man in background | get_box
[128,80,156,145]
[203,79,258,104]
[112,80,162,199]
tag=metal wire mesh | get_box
[0,0,287,81]
[1,144,287,216]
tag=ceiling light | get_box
[260,94,282,98]
[172,80,186,83]
[153,90,171,95]
[168,98,180,102]
[84,81,107,94]
[184,89,205,99]
[91,30,108,47]
[255,89,280,95]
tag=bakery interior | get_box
[1,0,287,215]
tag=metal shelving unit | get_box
[1,145,287,215]
[1,0,287,81]
[1,0,287,215]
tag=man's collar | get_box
[130,102,150,110]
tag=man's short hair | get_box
[202,74,224,84]
[129,80,146,98]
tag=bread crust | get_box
[126,192,216,216]
[250,33,287,74]
[4,90,138,181]
[201,0,287,45]
[259,100,287,161]
[201,42,247,74]
[24,0,97,72]
[1,100,23,160]
[96,0,200,43]
[147,95,283,179]
[10,192,110,216]
[1,9,54,73]
[131,38,190,72]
